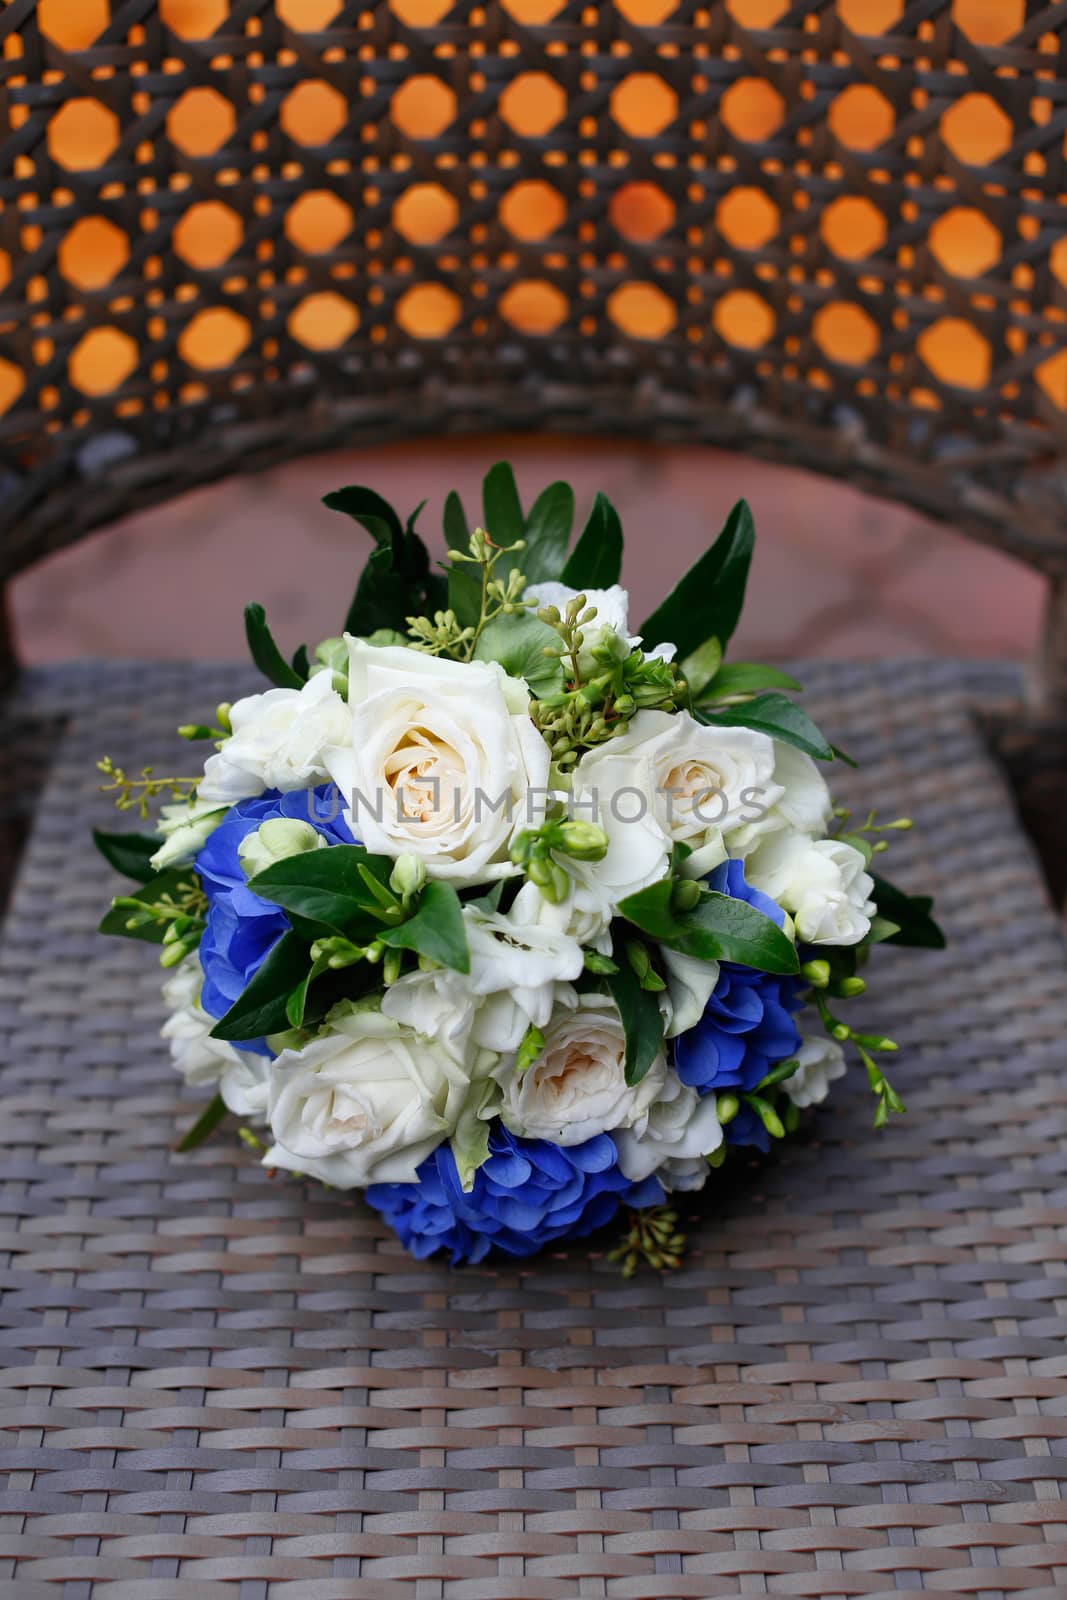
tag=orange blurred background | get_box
[4,0,1054,413]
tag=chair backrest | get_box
[1,2,1066,679]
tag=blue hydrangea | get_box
[722,1100,773,1155]
[366,1125,664,1264]
[673,858,803,1097]
[195,785,354,1051]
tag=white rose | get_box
[613,1071,723,1189]
[265,1006,470,1187]
[198,671,351,805]
[746,832,874,945]
[784,1034,848,1108]
[720,741,834,860]
[496,993,665,1146]
[525,581,676,665]
[570,709,781,891]
[160,957,270,1122]
[381,896,584,1056]
[322,639,551,886]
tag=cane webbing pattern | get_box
[1,657,1066,1597]
[2,4,1067,578]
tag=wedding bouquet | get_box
[95,465,942,1269]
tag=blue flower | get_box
[366,1124,664,1265]
[673,859,803,1096]
[195,786,354,1050]
[722,1100,773,1155]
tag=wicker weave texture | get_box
[1,657,1065,1597]
[2,4,1067,575]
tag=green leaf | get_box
[638,499,755,658]
[248,844,398,938]
[210,931,311,1042]
[703,692,837,763]
[98,866,201,945]
[560,492,623,589]
[619,880,800,974]
[443,488,470,552]
[482,461,525,545]
[522,481,574,583]
[322,485,402,547]
[698,661,802,703]
[285,951,331,1029]
[176,1092,228,1153]
[291,643,310,679]
[869,873,946,950]
[245,603,304,689]
[606,947,667,1086]
[679,636,723,698]
[92,830,160,883]
[326,487,447,636]
[864,914,901,945]
[379,880,470,974]
[473,612,565,696]
[447,560,483,630]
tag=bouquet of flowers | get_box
[95,465,943,1270]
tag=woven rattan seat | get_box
[3,2,1067,1593]
[3,657,1066,1597]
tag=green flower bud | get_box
[717,1092,740,1124]
[389,852,426,901]
[516,1023,545,1075]
[159,939,192,969]
[239,818,326,881]
[554,820,609,861]
[670,877,702,914]
[625,940,651,982]
[838,976,867,997]
[801,959,831,988]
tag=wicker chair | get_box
[3,5,1067,1596]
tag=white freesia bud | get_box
[613,1072,723,1189]
[199,670,352,806]
[149,796,227,872]
[783,1035,848,1108]
[238,817,327,880]
[661,947,721,1038]
[495,992,666,1146]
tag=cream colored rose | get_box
[569,709,782,891]
[323,639,551,886]
[496,993,665,1146]
[265,1006,471,1188]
